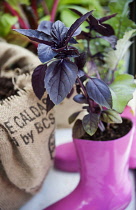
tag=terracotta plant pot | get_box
[54,106,136,172]
[45,120,135,210]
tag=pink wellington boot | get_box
[121,106,136,168]
[45,120,135,210]
[54,106,136,172]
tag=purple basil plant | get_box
[14,10,130,137]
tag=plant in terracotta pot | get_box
[14,7,136,210]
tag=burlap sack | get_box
[0,41,79,129]
[0,76,55,210]
[0,42,40,76]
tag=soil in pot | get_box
[81,118,132,141]
[0,77,19,100]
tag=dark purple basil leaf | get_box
[86,78,112,109]
[68,111,81,124]
[69,37,78,44]
[14,29,53,45]
[38,44,58,63]
[45,59,78,104]
[99,23,115,36]
[70,8,83,19]
[32,64,47,99]
[65,10,93,45]
[77,70,85,78]
[67,26,81,37]
[101,35,117,49]
[46,94,55,113]
[75,52,87,69]
[67,87,74,98]
[55,49,79,59]
[73,94,87,104]
[73,27,81,36]
[51,20,68,44]
[72,119,86,139]
[63,48,79,57]
[88,14,98,28]
[76,31,91,40]
[70,8,90,26]
[99,14,117,23]
[38,21,53,35]
[87,15,115,36]
[82,113,100,136]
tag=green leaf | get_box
[6,0,29,5]
[39,15,50,22]
[60,8,88,31]
[6,30,29,47]
[101,109,122,124]
[72,119,86,139]
[82,113,100,136]
[110,74,136,113]
[0,13,17,37]
[105,29,136,71]
[108,0,136,38]
[59,0,105,17]
[68,111,81,124]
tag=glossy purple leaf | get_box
[73,94,87,104]
[46,94,55,113]
[56,47,79,58]
[38,44,58,63]
[32,64,47,99]
[72,27,81,36]
[82,113,100,136]
[75,52,87,69]
[67,26,82,37]
[69,37,78,44]
[87,16,115,36]
[69,9,116,37]
[63,49,79,57]
[86,78,112,109]
[45,59,78,104]
[14,29,53,45]
[70,8,83,19]
[38,21,53,35]
[65,10,93,45]
[51,20,68,44]
[99,14,117,23]
[100,23,115,36]
[76,31,91,40]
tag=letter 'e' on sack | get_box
[0,75,55,210]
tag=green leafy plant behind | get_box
[107,0,136,38]
[0,12,17,37]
